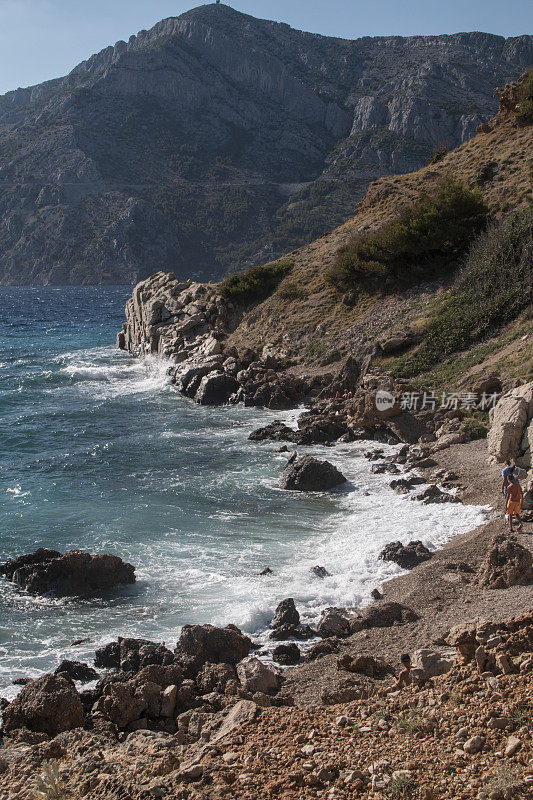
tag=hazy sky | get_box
[1,0,532,95]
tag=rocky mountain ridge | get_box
[1,2,532,284]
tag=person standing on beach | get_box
[506,474,523,533]
[501,460,515,502]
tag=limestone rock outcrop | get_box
[488,382,533,467]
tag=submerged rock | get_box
[279,455,347,491]
[379,540,433,570]
[0,549,135,597]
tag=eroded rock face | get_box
[488,382,533,467]
[54,661,99,683]
[479,533,533,588]
[0,549,135,597]
[379,540,433,570]
[3,674,83,737]
[279,455,347,491]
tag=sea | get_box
[0,286,488,700]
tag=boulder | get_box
[0,549,135,597]
[311,565,331,578]
[478,533,533,588]
[175,624,251,674]
[236,658,280,694]
[54,660,99,683]
[317,610,352,638]
[379,540,433,570]
[337,653,392,678]
[194,371,239,405]
[279,455,347,491]
[248,421,297,442]
[446,624,478,663]
[389,477,426,494]
[271,598,299,629]
[272,643,301,665]
[488,382,533,467]
[412,484,461,504]
[361,601,418,629]
[411,648,456,678]
[94,638,174,671]
[3,674,83,737]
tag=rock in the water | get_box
[279,455,347,491]
[379,540,433,570]
[248,421,297,442]
[175,624,251,674]
[272,643,301,665]
[412,484,461,504]
[479,533,533,588]
[194,371,240,405]
[236,658,280,694]
[54,660,99,683]
[0,549,135,597]
[311,565,331,578]
[3,674,83,737]
[271,598,300,629]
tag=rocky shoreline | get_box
[0,275,531,798]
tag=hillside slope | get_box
[223,76,533,388]
[1,3,532,284]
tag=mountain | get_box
[0,3,532,285]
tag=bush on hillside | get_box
[516,69,533,125]
[219,260,292,304]
[390,208,533,377]
[327,179,488,290]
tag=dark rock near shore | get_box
[389,476,426,493]
[194,372,240,405]
[271,598,300,629]
[279,455,347,491]
[55,661,99,683]
[379,540,433,570]
[412,484,462,504]
[249,421,297,442]
[3,674,83,737]
[311,566,331,578]
[361,601,419,629]
[1,549,135,597]
[272,643,301,665]
[175,624,252,673]
[94,638,174,671]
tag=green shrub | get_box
[277,281,305,300]
[428,143,449,164]
[463,417,488,440]
[516,69,533,124]
[327,179,488,290]
[219,260,292,303]
[391,208,533,377]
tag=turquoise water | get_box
[0,287,487,698]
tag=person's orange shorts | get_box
[506,500,522,515]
